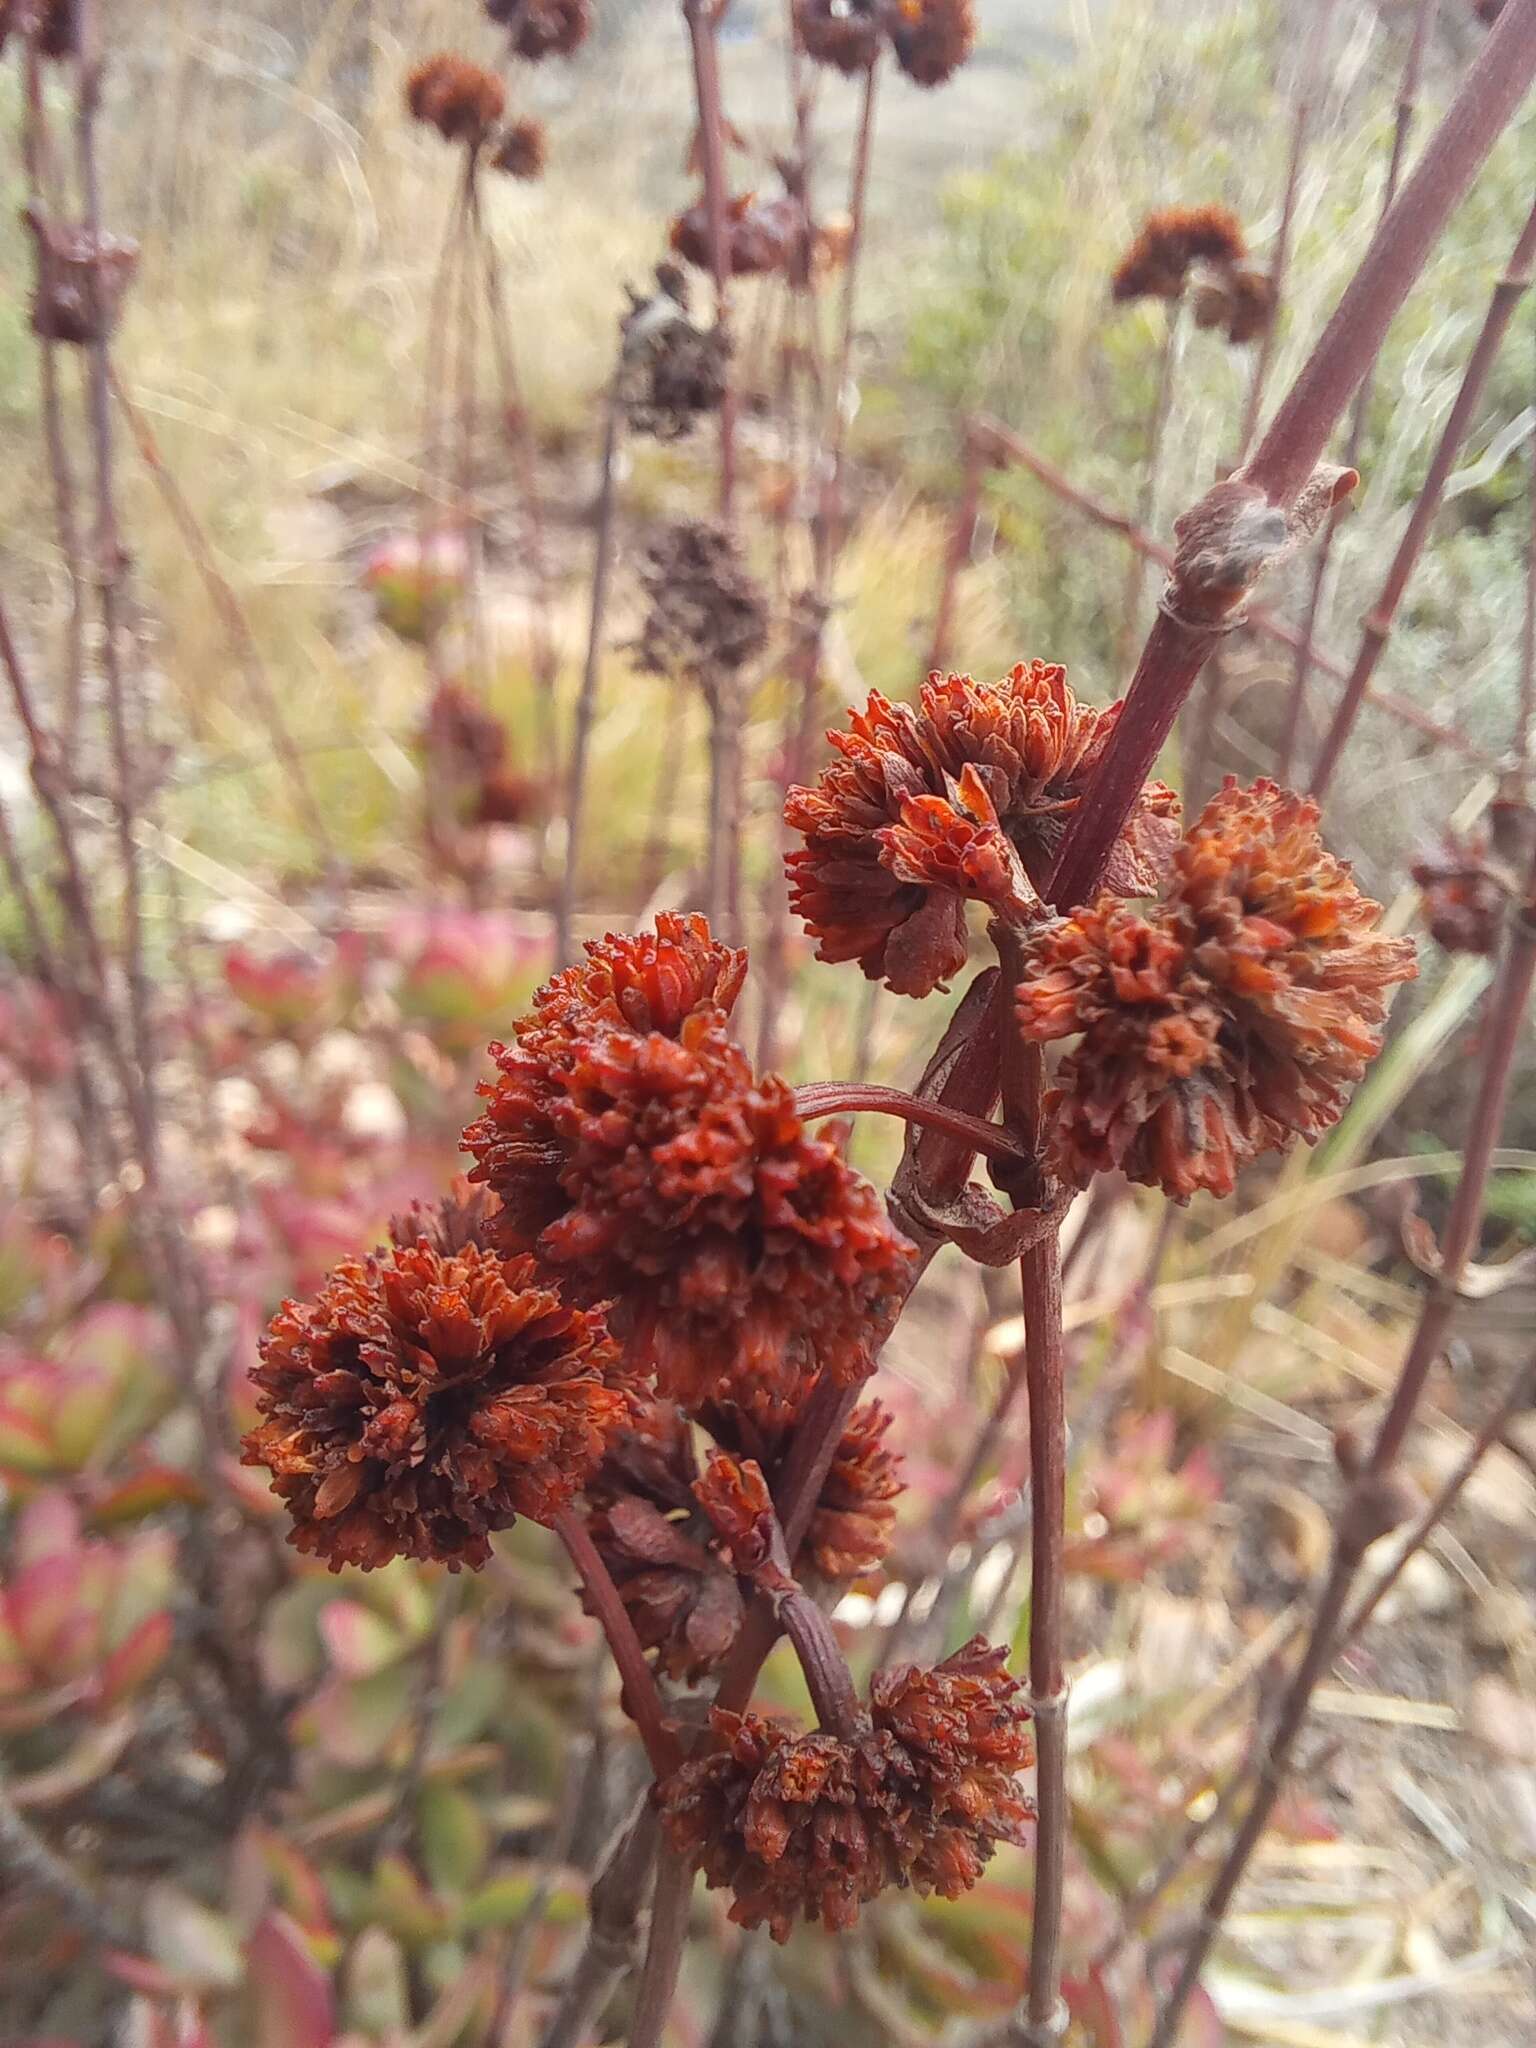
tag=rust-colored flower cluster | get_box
[889,0,976,88]
[619,266,731,442]
[492,115,548,180]
[670,192,803,280]
[795,0,886,74]
[785,662,1180,996]
[1111,203,1247,304]
[405,53,507,146]
[421,681,536,835]
[242,1241,630,1570]
[657,1637,1033,1939]
[25,212,139,346]
[632,520,770,681]
[1192,261,1276,346]
[1014,778,1417,1201]
[463,915,915,1408]
[1411,828,1510,955]
[488,0,591,62]
[581,1383,902,1681]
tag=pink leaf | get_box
[246,1911,336,2048]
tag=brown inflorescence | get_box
[1192,262,1276,346]
[670,192,800,279]
[405,52,507,146]
[1410,830,1508,955]
[784,662,1181,997]
[242,1241,631,1570]
[620,267,732,441]
[491,115,548,180]
[795,0,886,74]
[632,520,770,680]
[1014,778,1418,1202]
[656,1636,1033,1939]
[1111,203,1247,303]
[489,0,591,62]
[889,0,976,87]
[25,213,139,346]
[420,681,538,836]
[388,1178,503,1259]
[463,916,916,1408]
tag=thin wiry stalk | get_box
[1280,0,1439,779]
[1119,299,1183,673]
[966,414,1494,767]
[1236,0,1340,461]
[555,362,624,968]
[627,1847,695,2048]
[1149,862,1536,2044]
[536,1803,661,2048]
[553,1509,682,1780]
[816,52,881,582]
[682,0,738,523]
[108,365,334,855]
[1309,191,1536,798]
[1049,0,1536,911]
[1518,310,1536,771]
[417,158,475,684]
[928,427,987,674]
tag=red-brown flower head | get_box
[890,0,976,87]
[670,192,800,279]
[785,662,1181,996]
[1015,778,1418,1201]
[405,53,507,145]
[1192,262,1276,346]
[242,1242,629,1570]
[795,0,885,73]
[1111,203,1247,303]
[632,520,770,680]
[1410,829,1508,955]
[656,1636,1032,1939]
[489,0,591,62]
[491,116,548,180]
[464,918,915,1406]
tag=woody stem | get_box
[794,1082,1026,1165]
[552,1509,681,1780]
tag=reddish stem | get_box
[1310,192,1536,798]
[627,1847,694,2048]
[682,0,737,523]
[794,1081,1027,1165]
[553,1509,681,1780]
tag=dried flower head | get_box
[1015,778,1418,1201]
[633,521,770,680]
[388,1178,503,1258]
[518,911,748,1047]
[620,268,732,441]
[0,0,77,59]
[1111,204,1247,303]
[657,1636,1032,1939]
[463,918,915,1406]
[405,53,507,145]
[670,192,799,279]
[489,0,591,61]
[491,115,548,179]
[785,662,1181,996]
[242,1242,629,1570]
[889,0,976,87]
[1410,829,1508,955]
[1192,262,1276,346]
[24,210,138,346]
[795,0,885,73]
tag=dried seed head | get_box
[632,521,770,680]
[656,1637,1032,1939]
[242,1242,632,1570]
[620,270,731,441]
[463,917,915,1408]
[1191,262,1276,346]
[388,1178,503,1258]
[491,115,548,180]
[25,211,139,347]
[785,662,1181,997]
[489,0,591,62]
[405,52,507,145]
[889,0,976,87]
[1410,829,1508,955]
[1112,204,1248,303]
[1015,778,1418,1201]
[669,192,801,279]
[795,0,885,74]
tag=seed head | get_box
[1015,778,1418,1201]
[632,521,769,680]
[491,115,548,180]
[489,0,592,62]
[795,0,885,74]
[889,0,976,88]
[405,53,507,145]
[1111,204,1247,303]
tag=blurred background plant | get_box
[1,1,1534,2044]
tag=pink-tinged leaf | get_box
[52,1373,123,1469]
[0,1402,60,1476]
[246,1910,336,2048]
[7,1555,95,1675]
[371,1851,444,1945]
[13,1489,83,1566]
[89,1464,206,1526]
[104,1951,181,1997]
[0,1616,32,1698]
[317,1599,402,1680]
[1176,1986,1226,2048]
[98,1611,173,1706]
[303,1667,411,1767]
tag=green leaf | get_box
[417,1782,488,1896]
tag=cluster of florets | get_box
[1410,827,1511,955]
[619,265,731,441]
[581,1383,902,1681]
[421,680,536,834]
[657,1637,1033,1938]
[491,116,548,180]
[1111,204,1274,341]
[669,190,806,280]
[487,0,591,63]
[785,661,1180,996]
[632,521,771,681]
[405,53,508,145]
[242,1230,633,1571]
[1013,779,1417,1201]
[462,916,916,1409]
[794,0,976,84]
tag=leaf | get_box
[98,1611,173,1706]
[144,1883,244,1992]
[457,1869,586,1934]
[344,1925,410,2036]
[417,1782,488,1896]
[246,1910,336,2048]
[305,1667,412,1768]
[0,1403,60,1476]
[318,1599,404,1679]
